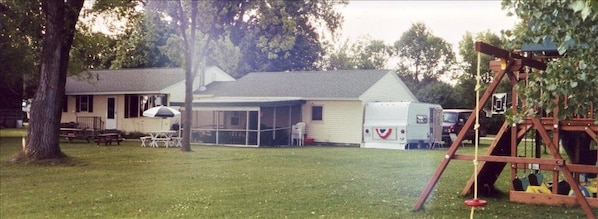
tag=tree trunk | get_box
[15,0,84,161]
[179,0,198,152]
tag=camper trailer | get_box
[362,102,443,150]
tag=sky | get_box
[335,1,519,50]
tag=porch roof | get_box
[172,97,305,108]
[65,68,185,95]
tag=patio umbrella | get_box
[143,106,181,118]
[143,106,181,130]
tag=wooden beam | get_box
[452,154,564,166]
[511,163,598,174]
[475,41,547,70]
[510,191,598,208]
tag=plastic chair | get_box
[291,122,306,146]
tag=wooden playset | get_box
[413,42,597,218]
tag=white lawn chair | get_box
[291,122,306,146]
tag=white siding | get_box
[360,72,418,103]
[302,100,363,145]
[60,94,167,133]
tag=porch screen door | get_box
[106,97,117,129]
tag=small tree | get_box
[393,23,456,91]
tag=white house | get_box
[62,66,234,133]
[185,70,418,147]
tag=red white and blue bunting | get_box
[374,128,396,140]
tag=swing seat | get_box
[525,182,551,194]
[513,176,529,191]
[557,180,571,195]
[528,173,543,186]
[464,198,487,207]
[568,185,591,197]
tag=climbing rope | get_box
[464,49,487,218]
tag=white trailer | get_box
[361,101,442,150]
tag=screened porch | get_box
[183,100,304,147]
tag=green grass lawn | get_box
[0,129,594,218]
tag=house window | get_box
[125,95,139,118]
[125,94,167,118]
[230,112,240,126]
[311,106,323,121]
[75,95,93,112]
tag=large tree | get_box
[393,23,456,90]
[503,0,598,120]
[10,0,85,161]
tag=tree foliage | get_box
[229,0,346,76]
[0,0,44,106]
[393,23,456,89]
[324,36,391,70]
[351,36,391,70]
[111,12,177,68]
[416,81,460,108]
[459,31,504,84]
[503,0,598,121]
[70,30,117,71]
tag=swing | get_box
[527,131,543,186]
[513,175,530,191]
[557,180,571,195]
[463,50,487,218]
[513,129,534,191]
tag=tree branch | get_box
[0,2,16,18]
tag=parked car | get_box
[442,109,487,145]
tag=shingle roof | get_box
[195,70,393,99]
[65,68,185,94]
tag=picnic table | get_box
[59,128,91,143]
[94,133,124,146]
[147,131,178,147]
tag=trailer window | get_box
[416,115,428,124]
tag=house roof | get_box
[66,68,185,95]
[195,70,395,99]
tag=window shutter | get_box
[131,95,140,117]
[88,95,93,112]
[62,95,68,112]
[75,96,80,112]
[162,95,168,106]
[124,95,130,118]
